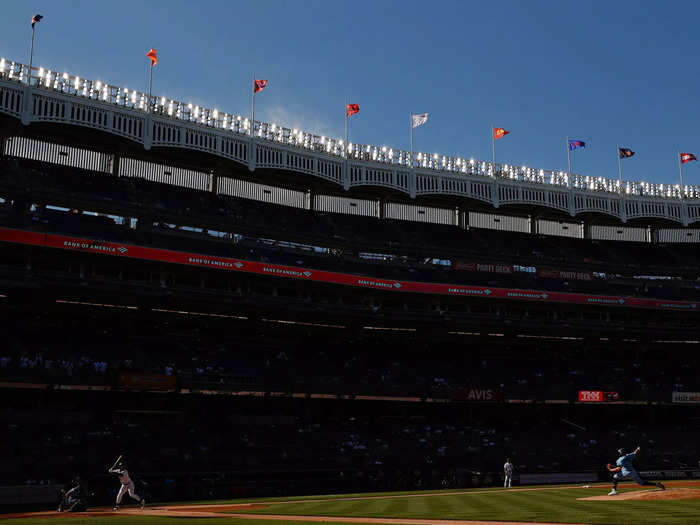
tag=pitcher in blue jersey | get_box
[606,446,665,495]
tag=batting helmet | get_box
[618,448,626,456]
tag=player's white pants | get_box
[116,481,140,504]
[504,474,512,487]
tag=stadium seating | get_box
[1,154,700,504]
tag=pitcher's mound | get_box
[579,488,700,501]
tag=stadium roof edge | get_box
[1,58,699,226]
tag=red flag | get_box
[146,49,158,67]
[681,152,697,164]
[346,103,359,117]
[254,79,268,93]
[493,127,510,140]
[31,14,43,27]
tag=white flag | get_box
[411,113,429,128]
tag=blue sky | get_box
[2,0,699,186]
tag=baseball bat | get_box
[109,455,123,471]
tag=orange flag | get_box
[493,127,510,140]
[146,49,158,67]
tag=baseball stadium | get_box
[2,4,700,525]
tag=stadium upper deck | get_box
[1,57,699,227]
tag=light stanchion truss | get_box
[0,57,698,225]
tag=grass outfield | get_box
[3,483,700,524]
[224,483,700,524]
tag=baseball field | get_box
[3,481,700,525]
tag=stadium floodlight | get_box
[213,109,218,119]
[382,146,387,152]
[45,70,52,87]
[96,81,102,90]
[63,72,68,80]
[38,67,44,78]
[0,58,5,73]
[131,91,136,103]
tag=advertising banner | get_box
[639,469,700,480]
[672,392,700,404]
[454,261,514,274]
[537,268,593,281]
[519,473,597,485]
[0,227,698,312]
[578,391,619,402]
[452,388,503,402]
[117,372,176,391]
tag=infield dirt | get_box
[578,487,700,501]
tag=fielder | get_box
[606,446,664,495]
[108,456,145,510]
[503,458,513,487]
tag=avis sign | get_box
[453,388,503,402]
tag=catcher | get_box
[606,446,665,495]
[108,456,145,510]
[57,477,87,512]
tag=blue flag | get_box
[568,139,586,151]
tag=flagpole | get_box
[251,72,255,137]
[148,63,153,113]
[345,97,348,155]
[28,23,36,85]
[617,144,622,185]
[491,124,496,176]
[566,137,571,174]
[410,113,413,168]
